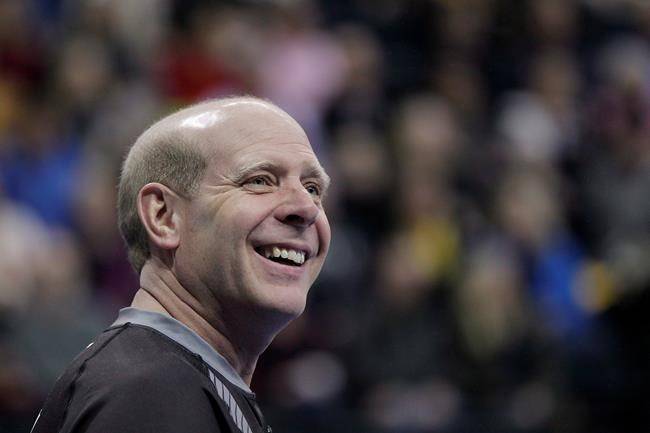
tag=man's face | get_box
[174,103,331,324]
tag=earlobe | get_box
[137,183,182,252]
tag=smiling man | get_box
[31,97,331,433]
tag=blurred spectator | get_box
[0,98,81,229]
[1,0,648,432]
[455,240,528,362]
[0,192,50,313]
[256,0,347,154]
[9,230,107,394]
[328,24,386,126]
[0,1,46,88]
[157,4,250,102]
[496,166,591,338]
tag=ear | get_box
[137,183,183,252]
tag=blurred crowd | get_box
[0,0,649,432]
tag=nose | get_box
[274,184,320,228]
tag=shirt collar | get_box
[111,307,252,394]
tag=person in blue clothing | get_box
[32,96,332,433]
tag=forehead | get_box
[184,103,322,176]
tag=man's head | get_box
[118,96,331,320]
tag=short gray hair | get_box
[117,128,207,273]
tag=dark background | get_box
[0,0,648,432]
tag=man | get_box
[31,96,331,433]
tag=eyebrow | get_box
[230,160,331,191]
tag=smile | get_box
[254,246,308,267]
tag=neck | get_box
[130,258,272,385]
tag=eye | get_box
[250,176,269,186]
[244,175,273,189]
[305,183,321,197]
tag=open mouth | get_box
[254,246,308,267]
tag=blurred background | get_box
[0,0,649,431]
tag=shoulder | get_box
[31,324,226,433]
[59,324,227,433]
[77,323,209,396]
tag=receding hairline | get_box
[125,96,304,168]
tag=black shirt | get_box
[31,308,270,433]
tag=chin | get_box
[251,284,308,324]
[269,291,308,318]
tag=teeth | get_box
[263,246,306,265]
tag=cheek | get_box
[223,194,276,239]
[199,193,262,229]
